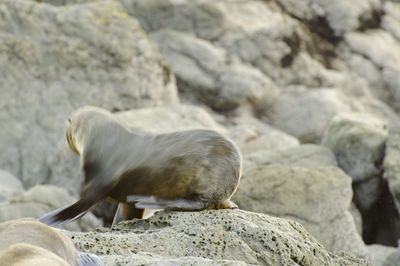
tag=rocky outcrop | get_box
[321,112,400,246]
[0,170,24,202]
[2,0,400,264]
[266,87,355,143]
[65,210,370,265]
[227,116,299,156]
[321,112,388,182]
[149,29,280,113]
[233,164,367,257]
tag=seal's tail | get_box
[38,199,94,227]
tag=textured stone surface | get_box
[2,0,400,262]
[343,30,400,112]
[384,131,400,208]
[321,112,388,182]
[227,117,299,156]
[149,29,280,113]
[0,169,24,202]
[277,0,382,36]
[100,253,247,266]
[266,87,355,143]
[366,244,398,266]
[65,210,369,265]
[116,104,227,134]
[243,144,337,170]
[233,164,366,256]
[0,0,178,188]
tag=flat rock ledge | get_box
[65,209,369,265]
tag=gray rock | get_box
[0,185,102,232]
[65,209,370,265]
[227,117,299,156]
[276,0,382,36]
[116,104,227,135]
[243,144,337,170]
[353,176,384,212]
[321,112,388,182]
[232,164,367,256]
[266,87,353,143]
[366,244,398,266]
[121,0,377,97]
[149,29,279,113]
[344,30,400,112]
[350,202,363,236]
[383,247,400,266]
[0,0,178,188]
[234,165,351,224]
[0,169,24,202]
[383,2,400,41]
[101,253,247,266]
[384,131,400,209]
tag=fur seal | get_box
[39,106,242,227]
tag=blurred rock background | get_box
[1,0,400,265]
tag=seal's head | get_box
[65,106,113,155]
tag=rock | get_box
[377,131,400,247]
[353,176,385,212]
[321,112,388,182]
[243,144,337,170]
[121,0,373,96]
[383,131,400,209]
[320,113,395,245]
[149,29,279,113]
[232,164,367,256]
[266,87,354,143]
[366,244,398,266]
[383,247,400,266]
[234,165,351,224]
[276,0,382,36]
[100,253,247,265]
[0,185,102,232]
[120,0,291,80]
[0,218,78,266]
[350,202,363,236]
[227,117,299,156]
[344,30,400,112]
[0,0,178,188]
[383,2,400,41]
[115,104,227,135]
[65,209,370,265]
[0,169,24,202]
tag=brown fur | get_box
[39,106,242,227]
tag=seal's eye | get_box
[67,118,72,124]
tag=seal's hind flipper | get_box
[38,199,91,227]
[127,195,208,211]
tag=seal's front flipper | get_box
[112,202,145,226]
[127,195,208,211]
